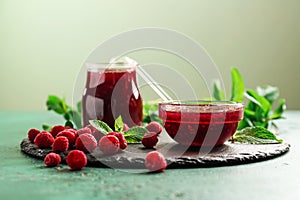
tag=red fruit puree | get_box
[159,102,243,147]
[82,66,143,128]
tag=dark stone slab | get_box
[20,139,290,169]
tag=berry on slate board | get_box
[145,151,167,172]
[34,131,55,148]
[146,121,163,135]
[98,135,120,155]
[56,130,76,146]
[107,132,127,150]
[66,150,87,170]
[75,133,97,153]
[44,152,61,167]
[50,125,66,138]
[52,136,69,152]
[142,132,158,148]
[77,127,92,136]
[28,128,40,143]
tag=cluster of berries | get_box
[27,121,167,172]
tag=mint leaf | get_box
[245,90,271,116]
[46,95,68,114]
[89,120,113,135]
[270,99,286,120]
[77,100,82,113]
[143,100,162,125]
[65,120,74,128]
[68,110,82,129]
[213,81,225,101]
[123,126,148,143]
[42,124,52,132]
[230,68,244,102]
[233,126,282,144]
[256,85,279,105]
[114,115,124,132]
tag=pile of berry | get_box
[27,121,167,172]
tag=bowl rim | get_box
[159,100,243,106]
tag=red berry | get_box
[123,123,130,131]
[75,133,97,153]
[98,135,120,155]
[28,128,40,143]
[86,125,105,141]
[34,131,55,148]
[142,132,158,148]
[56,130,76,146]
[146,122,163,135]
[52,136,69,152]
[77,127,92,135]
[145,151,167,172]
[44,153,61,167]
[66,150,87,170]
[50,125,66,138]
[107,132,127,150]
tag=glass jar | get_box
[82,58,143,128]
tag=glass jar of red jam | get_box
[82,59,143,128]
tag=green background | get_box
[1,0,299,110]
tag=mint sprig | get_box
[89,120,113,135]
[232,126,283,144]
[123,126,148,143]
[114,116,124,132]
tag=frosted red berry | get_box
[56,130,76,146]
[50,125,66,138]
[28,128,40,143]
[75,133,97,153]
[142,132,159,148]
[98,135,120,155]
[52,136,69,152]
[107,132,127,150]
[77,127,92,136]
[146,122,163,135]
[145,151,167,172]
[34,131,55,148]
[44,153,61,167]
[66,150,87,170]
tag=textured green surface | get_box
[0,111,300,200]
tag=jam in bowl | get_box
[159,100,244,147]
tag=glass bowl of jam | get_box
[159,100,244,147]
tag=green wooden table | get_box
[1,111,299,200]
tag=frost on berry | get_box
[145,151,167,172]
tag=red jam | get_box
[159,101,244,147]
[82,66,143,128]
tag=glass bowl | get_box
[159,100,244,147]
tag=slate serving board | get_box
[20,138,290,169]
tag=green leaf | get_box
[114,115,124,132]
[270,99,286,120]
[213,81,225,101]
[230,68,244,102]
[245,90,271,116]
[233,126,282,144]
[42,124,52,132]
[68,110,82,129]
[143,100,162,125]
[46,95,68,114]
[89,120,113,135]
[77,100,82,113]
[256,85,279,105]
[65,120,74,128]
[123,126,148,143]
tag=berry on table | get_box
[98,135,120,155]
[66,150,87,170]
[50,125,66,138]
[56,130,76,146]
[52,136,69,152]
[34,131,55,148]
[142,132,158,148]
[44,152,61,167]
[28,128,40,143]
[146,122,163,135]
[145,151,167,172]
[75,133,97,153]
